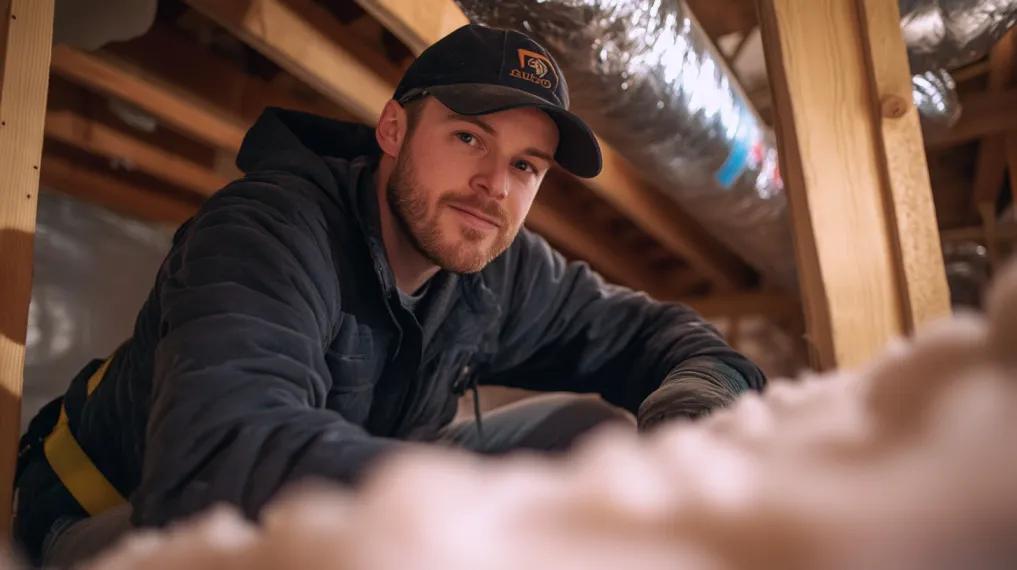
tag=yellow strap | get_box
[43,357,127,515]
[85,356,112,397]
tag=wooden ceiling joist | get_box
[50,45,247,151]
[184,0,395,124]
[1007,133,1017,209]
[926,88,1017,150]
[40,150,199,224]
[683,0,759,40]
[678,290,799,320]
[352,0,756,291]
[970,28,1016,214]
[44,108,229,198]
[352,0,474,54]
[525,205,678,299]
[104,23,357,127]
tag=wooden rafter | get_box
[684,0,758,39]
[40,150,200,224]
[185,0,394,123]
[1007,133,1017,215]
[926,88,1017,150]
[678,290,799,319]
[535,168,707,296]
[104,23,357,127]
[45,108,229,198]
[941,222,1017,243]
[952,59,991,83]
[757,0,950,369]
[526,205,680,299]
[971,28,1017,215]
[350,0,756,291]
[1,0,55,535]
[50,45,247,151]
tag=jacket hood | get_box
[236,107,380,190]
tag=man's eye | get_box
[456,132,476,145]
[514,160,536,174]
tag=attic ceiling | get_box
[42,0,1017,325]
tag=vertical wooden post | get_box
[756,0,950,370]
[0,0,54,537]
[971,29,1016,223]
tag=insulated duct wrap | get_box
[456,0,1015,289]
[901,0,1017,72]
[943,240,992,308]
[455,0,794,287]
[912,68,962,132]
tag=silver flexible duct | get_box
[901,0,1017,72]
[454,0,1015,289]
[456,0,794,286]
[942,241,992,308]
[913,68,962,132]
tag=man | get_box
[14,24,765,566]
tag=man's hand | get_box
[636,375,737,432]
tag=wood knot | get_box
[880,95,909,119]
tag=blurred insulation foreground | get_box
[8,265,1017,569]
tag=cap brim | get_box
[427,83,603,178]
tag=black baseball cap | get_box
[393,24,602,178]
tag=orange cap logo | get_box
[511,48,558,91]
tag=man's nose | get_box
[473,157,510,200]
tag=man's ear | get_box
[376,99,408,158]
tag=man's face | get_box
[386,98,559,273]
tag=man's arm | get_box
[481,230,765,415]
[132,177,399,527]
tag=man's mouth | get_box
[447,203,502,230]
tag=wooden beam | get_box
[970,29,1017,214]
[677,290,799,319]
[684,0,759,39]
[1007,133,1017,218]
[525,203,677,299]
[757,0,950,369]
[45,108,229,198]
[353,0,756,291]
[952,59,991,83]
[40,151,199,224]
[104,23,357,126]
[0,0,54,536]
[184,0,394,123]
[925,88,1017,149]
[352,0,474,54]
[940,222,1017,243]
[50,45,247,151]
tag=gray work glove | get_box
[636,371,740,432]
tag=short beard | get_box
[386,147,515,274]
